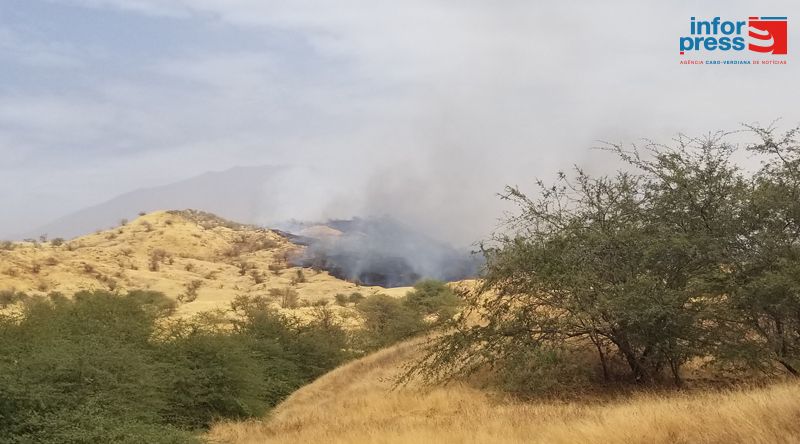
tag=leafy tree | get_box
[408,126,800,389]
[729,125,800,375]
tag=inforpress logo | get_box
[748,17,788,54]
[680,16,788,55]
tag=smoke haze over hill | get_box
[289,217,481,287]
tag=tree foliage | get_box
[356,280,462,350]
[0,290,352,443]
[408,125,800,389]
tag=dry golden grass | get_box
[209,338,800,444]
[0,210,410,317]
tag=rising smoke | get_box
[284,217,481,287]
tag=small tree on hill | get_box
[279,288,299,309]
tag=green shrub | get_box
[403,280,461,322]
[0,289,354,442]
[356,294,425,350]
[158,332,268,429]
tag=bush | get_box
[403,280,461,322]
[149,249,169,271]
[356,294,425,349]
[157,332,268,429]
[0,290,26,308]
[223,234,279,258]
[279,288,300,309]
[497,348,595,397]
[291,269,307,284]
[268,263,284,275]
[251,270,265,284]
[348,292,365,304]
[334,293,349,306]
[179,280,202,303]
[0,289,354,442]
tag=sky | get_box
[1,0,799,245]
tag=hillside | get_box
[208,338,800,444]
[0,210,410,316]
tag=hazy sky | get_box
[1,1,799,244]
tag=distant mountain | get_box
[19,165,286,240]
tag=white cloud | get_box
[2,0,800,243]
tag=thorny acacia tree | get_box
[732,125,800,376]
[408,125,800,387]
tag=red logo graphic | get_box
[748,16,788,54]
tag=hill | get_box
[0,210,409,316]
[208,338,800,444]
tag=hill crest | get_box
[0,210,409,316]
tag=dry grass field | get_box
[0,210,409,317]
[209,338,800,444]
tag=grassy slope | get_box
[209,338,800,444]
[0,210,410,317]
